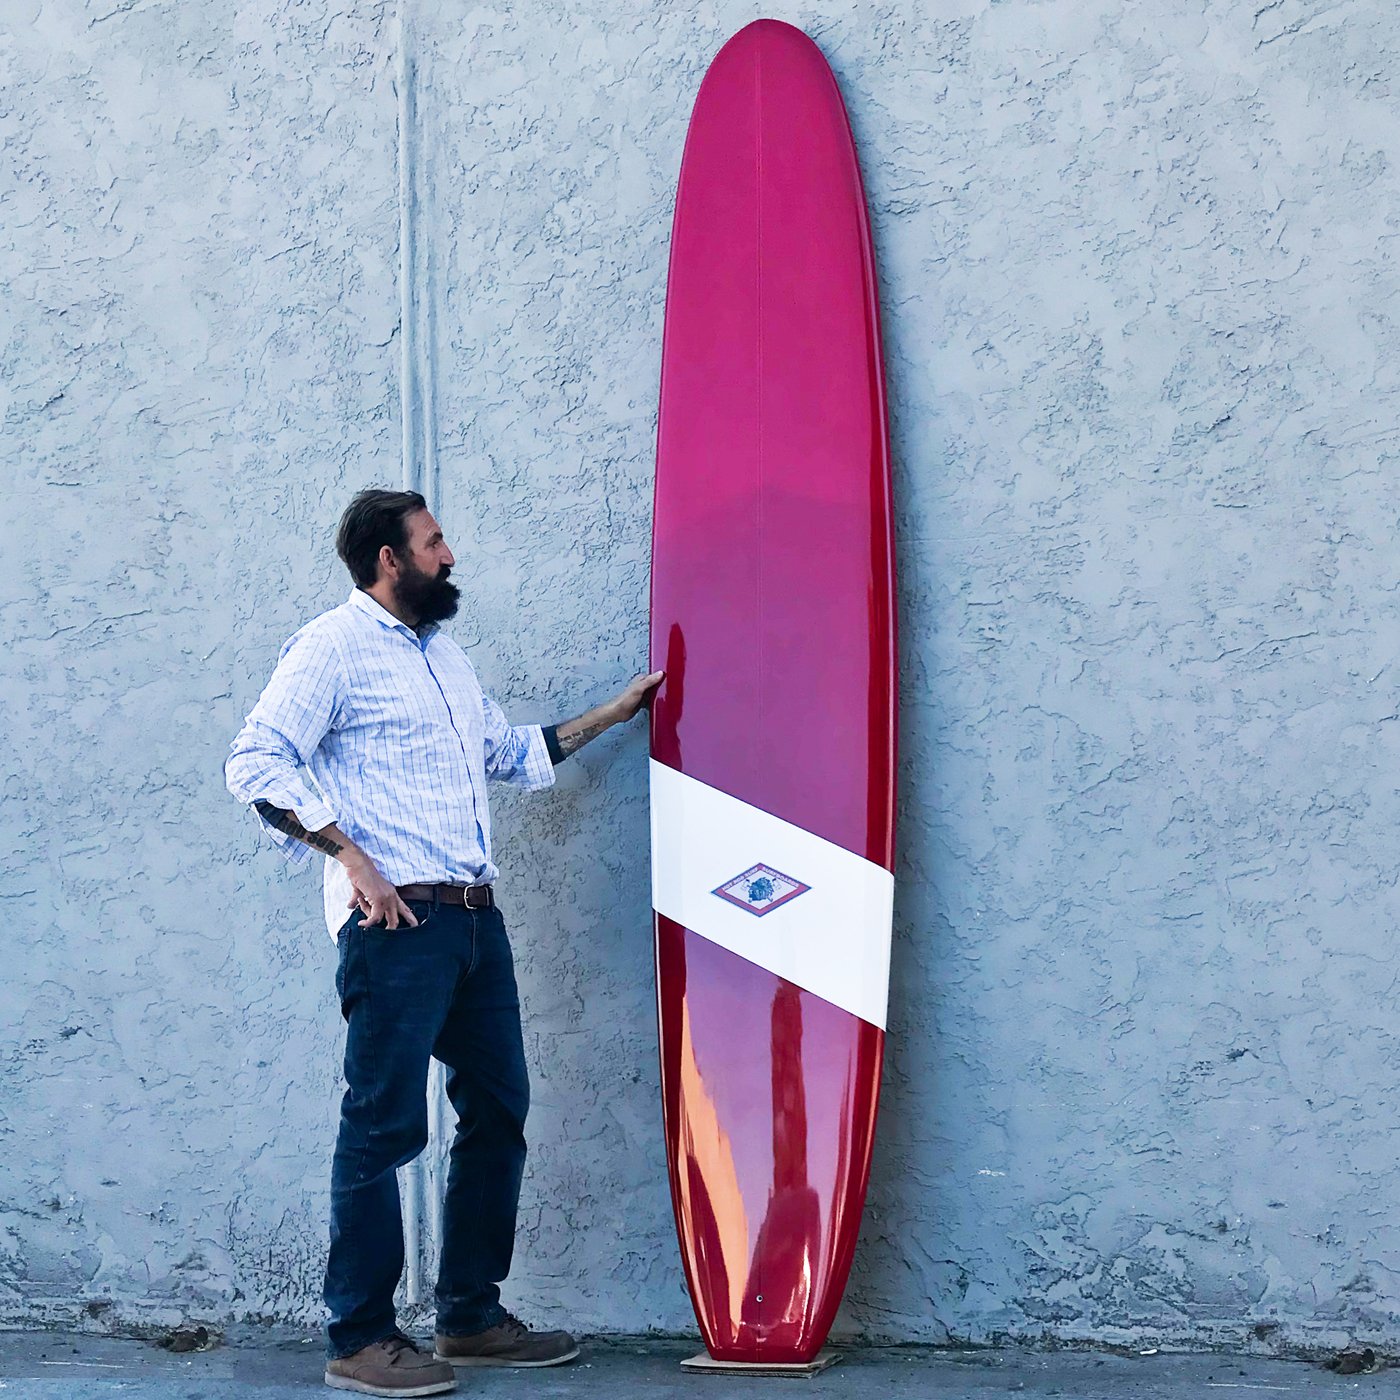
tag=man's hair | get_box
[335,488,427,588]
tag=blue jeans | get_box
[324,900,528,1359]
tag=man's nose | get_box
[443,547,456,567]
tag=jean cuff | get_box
[326,1324,402,1362]
[434,1301,507,1338]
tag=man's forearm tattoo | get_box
[253,800,344,857]
[557,718,611,758]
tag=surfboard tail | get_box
[655,916,884,1362]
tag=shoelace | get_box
[499,1313,529,1338]
[383,1333,424,1362]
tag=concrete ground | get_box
[2,1332,1400,1400]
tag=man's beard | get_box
[394,557,460,626]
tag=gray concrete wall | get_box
[3,0,1400,1355]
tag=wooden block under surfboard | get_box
[680,1350,841,1376]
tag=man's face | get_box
[391,509,460,625]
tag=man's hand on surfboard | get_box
[552,671,664,761]
[613,669,666,722]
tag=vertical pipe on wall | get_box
[394,0,446,1309]
[395,0,423,1308]
[397,0,450,1316]
[400,78,440,517]
[398,8,430,509]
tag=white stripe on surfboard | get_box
[649,759,893,1030]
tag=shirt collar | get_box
[347,587,439,643]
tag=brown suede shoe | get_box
[434,1312,579,1368]
[325,1333,456,1396]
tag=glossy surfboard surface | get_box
[649,20,896,1365]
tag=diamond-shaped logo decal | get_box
[712,863,811,917]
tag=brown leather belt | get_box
[396,882,495,909]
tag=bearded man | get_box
[225,488,661,1398]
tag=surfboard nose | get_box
[709,17,833,77]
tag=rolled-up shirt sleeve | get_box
[225,624,345,863]
[481,691,556,791]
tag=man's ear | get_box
[377,543,398,581]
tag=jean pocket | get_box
[356,903,433,935]
[368,900,433,932]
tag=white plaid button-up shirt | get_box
[225,587,555,938]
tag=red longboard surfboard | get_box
[648,20,896,1365]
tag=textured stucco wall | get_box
[5,0,1400,1355]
